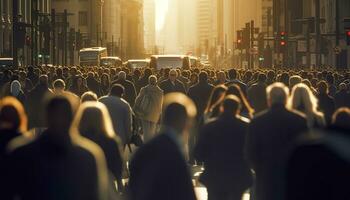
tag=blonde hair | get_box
[71,102,116,138]
[289,83,320,115]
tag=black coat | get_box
[247,81,268,114]
[245,104,308,200]
[317,93,335,126]
[112,79,137,107]
[334,90,350,109]
[26,84,52,129]
[187,81,214,118]
[159,79,186,94]
[129,132,196,200]
[3,131,107,200]
[286,130,350,200]
[194,115,252,191]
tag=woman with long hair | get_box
[71,102,124,192]
[0,97,28,157]
[203,85,228,123]
[289,83,326,128]
[69,75,89,97]
[226,84,254,119]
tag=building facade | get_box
[143,0,156,55]
[121,0,144,59]
[1,0,51,64]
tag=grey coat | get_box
[99,96,133,145]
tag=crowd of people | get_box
[0,64,350,200]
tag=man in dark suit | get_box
[245,82,308,200]
[195,95,252,200]
[159,69,186,94]
[247,73,268,114]
[129,93,197,200]
[4,94,108,200]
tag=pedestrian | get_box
[289,83,326,128]
[195,95,252,200]
[72,101,124,193]
[203,85,228,123]
[99,84,133,147]
[129,92,197,200]
[112,71,137,107]
[316,81,335,126]
[159,69,186,94]
[247,73,268,114]
[4,94,109,200]
[134,75,163,142]
[245,82,308,200]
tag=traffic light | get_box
[346,29,350,45]
[258,33,264,52]
[236,30,243,50]
[279,31,287,51]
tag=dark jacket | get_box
[112,79,137,107]
[247,81,268,114]
[129,132,197,200]
[0,129,21,159]
[187,81,214,119]
[83,133,123,181]
[26,84,52,128]
[245,104,308,200]
[159,79,186,94]
[226,79,247,95]
[86,77,101,96]
[334,90,350,109]
[317,93,335,126]
[287,130,350,200]
[3,130,108,200]
[194,115,252,191]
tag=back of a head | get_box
[118,71,127,80]
[81,91,98,103]
[228,69,237,79]
[317,81,328,94]
[222,95,241,116]
[258,73,267,83]
[39,75,49,86]
[332,108,350,131]
[267,82,289,106]
[53,79,66,90]
[46,95,74,132]
[74,102,115,138]
[0,97,27,133]
[290,83,318,113]
[110,84,124,97]
[163,93,197,133]
[148,75,157,86]
[198,71,208,83]
[289,75,302,88]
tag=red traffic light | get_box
[237,39,242,44]
[280,41,286,46]
[280,31,286,36]
[347,30,350,36]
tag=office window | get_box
[79,11,88,26]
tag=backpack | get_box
[136,88,153,116]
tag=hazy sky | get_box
[155,0,169,31]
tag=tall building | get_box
[103,0,122,56]
[143,0,156,55]
[121,0,144,59]
[177,0,197,54]
[0,0,51,64]
[196,0,214,55]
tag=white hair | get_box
[266,82,289,106]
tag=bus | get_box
[100,57,123,67]
[79,47,107,66]
[125,59,150,69]
[189,56,200,68]
[149,55,191,70]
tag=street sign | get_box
[334,46,342,54]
